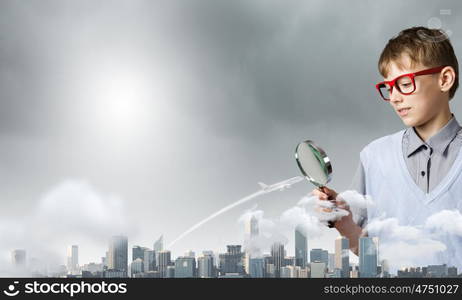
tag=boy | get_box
[313,27,460,267]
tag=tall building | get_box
[198,251,215,278]
[266,264,276,278]
[174,256,196,278]
[219,245,244,275]
[295,227,308,268]
[132,246,148,262]
[271,242,285,278]
[359,237,378,278]
[310,248,329,265]
[11,249,26,267]
[335,236,350,278]
[244,216,259,274]
[380,259,390,278]
[166,265,175,278]
[284,256,295,266]
[328,253,335,272]
[310,262,327,278]
[249,258,265,278]
[153,235,163,268]
[67,245,79,275]
[153,235,163,252]
[427,264,448,278]
[102,252,108,268]
[108,235,128,275]
[144,250,156,272]
[130,258,143,276]
[245,215,259,237]
[264,255,274,277]
[448,266,458,278]
[158,250,171,278]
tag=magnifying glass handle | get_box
[318,186,336,228]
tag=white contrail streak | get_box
[167,191,265,248]
[167,176,304,248]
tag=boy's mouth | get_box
[397,107,411,117]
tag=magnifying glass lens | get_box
[295,140,332,188]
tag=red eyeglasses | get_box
[375,66,446,101]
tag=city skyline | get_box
[5,215,461,279]
[7,234,461,278]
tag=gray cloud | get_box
[1,0,462,267]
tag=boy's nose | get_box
[389,88,403,103]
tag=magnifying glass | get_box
[295,140,336,228]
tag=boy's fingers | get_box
[318,193,328,200]
[311,189,322,195]
[311,189,327,198]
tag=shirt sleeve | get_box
[349,160,368,228]
[349,160,366,195]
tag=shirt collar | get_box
[406,115,462,157]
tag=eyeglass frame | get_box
[375,65,447,101]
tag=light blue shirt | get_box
[351,115,462,227]
[360,128,462,270]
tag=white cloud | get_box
[425,210,462,236]
[366,217,447,272]
[0,179,137,276]
[238,206,287,257]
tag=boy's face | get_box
[385,56,446,128]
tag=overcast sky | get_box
[1,0,462,267]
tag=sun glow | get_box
[82,59,166,139]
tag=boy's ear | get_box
[439,66,456,93]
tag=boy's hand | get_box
[311,187,353,227]
[311,187,364,255]
[312,186,338,202]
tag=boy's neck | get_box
[413,109,453,142]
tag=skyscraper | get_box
[249,258,265,278]
[244,215,259,274]
[132,245,148,262]
[158,250,171,278]
[67,245,79,275]
[335,236,350,278]
[359,237,378,278]
[328,253,335,272]
[144,249,156,272]
[310,248,329,265]
[153,235,163,252]
[108,235,128,276]
[198,251,215,278]
[174,256,196,278]
[219,245,244,275]
[295,226,307,268]
[245,215,259,237]
[11,249,26,267]
[130,258,143,276]
[271,242,285,278]
[310,262,327,278]
[153,235,163,268]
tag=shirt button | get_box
[421,171,426,176]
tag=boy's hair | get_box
[378,26,459,99]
